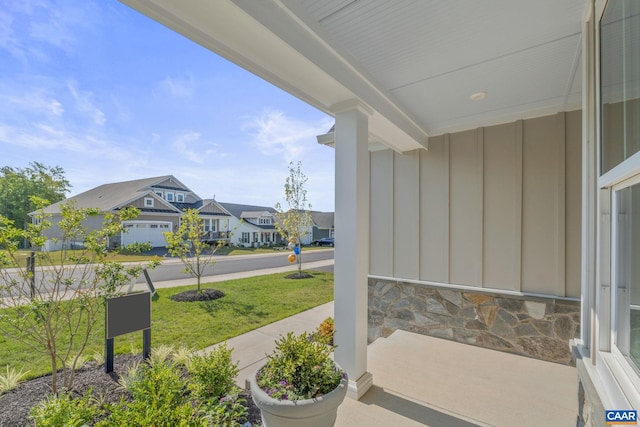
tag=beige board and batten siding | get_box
[370,150,393,276]
[370,111,582,298]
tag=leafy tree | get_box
[0,197,157,392]
[0,162,70,230]
[274,161,312,278]
[164,209,221,293]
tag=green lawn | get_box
[0,271,334,379]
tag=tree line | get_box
[0,162,70,229]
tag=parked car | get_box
[312,237,334,247]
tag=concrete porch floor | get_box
[336,329,577,427]
[209,301,577,426]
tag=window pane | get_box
[601,0,640,174]
[616,184,640,373]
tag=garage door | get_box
[121,221,172,247]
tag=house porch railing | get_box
[201,231,231,243]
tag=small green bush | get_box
[0,365,29,394]
[29,390,103,427]
[188,342,238,404]
[98,360,201,427]
[202,392,248,427]
[257,331,343,400]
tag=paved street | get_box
[140,248,334,283]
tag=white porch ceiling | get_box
[121,0,590,151]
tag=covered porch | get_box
[217,302,577,427]
[121,0,599,422]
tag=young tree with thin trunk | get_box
[0,197,156,392]
[274,161,313,279]
[164,208,220,293]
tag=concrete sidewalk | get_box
[202,301,334,389]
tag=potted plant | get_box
[250,331,348,427]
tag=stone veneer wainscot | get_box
[369,278,580,365]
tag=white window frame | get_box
[166,192,174,202]
[259,216,272,225]
[144,197,154,208]
[176,193,185,202]
[593,0,640,409]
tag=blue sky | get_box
[0,0,336,211]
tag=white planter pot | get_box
[250,365,348,427]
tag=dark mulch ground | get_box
[170,288,225,302]
[284,272,314,279]
[0,354,262,427]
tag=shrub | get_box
[29,390,103,427]
[0,365,29,394]
[256,331,342,400]
[202,392,248,427]
[188,342,238,404]
[99,360,202,427]
[116,360,141,391]
[149,344,175,366]
[172,344,195,370]
[318,317,335,344]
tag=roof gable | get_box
[219,202,277,219]
[39,175,193,214]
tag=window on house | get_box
[241,232,250,243]
[259,217,272,225]
[601,1,640,174]
[144,197,154,207]
[176,193,184,202]
[600,0,640,389]
[155,191,163,198]
[166,193,174,202]
[614,183,640,373]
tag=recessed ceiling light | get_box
[470,91,487,101]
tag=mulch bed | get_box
[170,288,225,302]
[284,272,314,279]
[0,354,262,427]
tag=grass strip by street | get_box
[0,271,334,380]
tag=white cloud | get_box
[4,90,63,117]
[0,120,130,161]
[67,80,106,126]
[0,1,95,62]
[170,130,221,164]
[159,75,194,98]
[0,10,25,62]
[244,110,333,163]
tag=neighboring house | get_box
[297,210,334,245]
[219,202,283,248]
[33,176,231,250]
[120,0,635,422]
[309,211,334,243]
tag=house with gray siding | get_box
[34,176,231,250]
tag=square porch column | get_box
[332,100,373,400]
